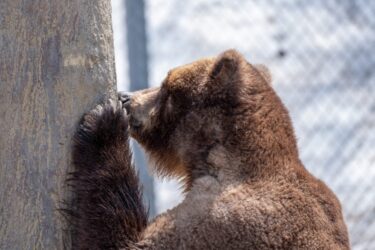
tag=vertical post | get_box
[0,0,116,248]
[125,0,156,217]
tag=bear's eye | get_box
[161,87,192,119]
[165,95,174,114]
[164,91,186,113]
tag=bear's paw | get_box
[72,99,129,168]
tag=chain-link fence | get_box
[113,1,375,249]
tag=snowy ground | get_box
[112,1,375,249]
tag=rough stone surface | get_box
[0,0,116,249]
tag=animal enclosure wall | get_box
[112,1,375,249]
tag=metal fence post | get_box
[125,0,156,217]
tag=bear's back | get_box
[141,172,349,249]
[201,168,350,249]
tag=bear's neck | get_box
[231,90,302,178]
[185,139,301,191]
[188,97,302,188]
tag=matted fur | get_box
[68,50,350,249]
[65,101,147,250]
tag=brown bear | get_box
[69,50,350,249]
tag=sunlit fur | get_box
[125,50,350,248]
[69,50,350,249]
[65,101,147,250]
[125,51,294,190]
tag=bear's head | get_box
[121,50,298,188]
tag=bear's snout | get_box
[118,91,132,114]
[118,87,160,135]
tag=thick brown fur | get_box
[66,101,147,250]
[70,50,350,249]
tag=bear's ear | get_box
[210,49,242,84]
[254,64,272,84]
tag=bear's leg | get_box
[67,100,148,249]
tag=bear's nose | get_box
[118,91,132,113]
[118,91,132,104]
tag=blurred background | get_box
[111,1,375,249]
